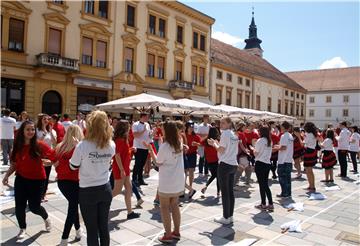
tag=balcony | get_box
[36,53,79,72]
[168,80,194,90]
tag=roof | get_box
[286,67,360,92]
[210,38,305,91]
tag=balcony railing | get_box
[168,80,194,90]
[36,53,79,72]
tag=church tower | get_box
[244,9,263,57]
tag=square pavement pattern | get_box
[1,158,359,246]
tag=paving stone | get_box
[307,224,341,238]
[121,219,157,234]
[247,227,280,239]
[334,217,360,227]
[303,232,342,246]
[274,234,313,245]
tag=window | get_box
[149,15,156,35]
[82,37,93,65]
[53,0,64,4]
[124,47,134,73]
[285,90,288,96]
[246,79,250,87]
[301,94,304,100]
[176,25,183,44]
[245,94,250,108]
[200,34,205,51]
[226,90,232,105]
[175,61,182,80]
[285,100,288,114]
[256,95,260,110]
[216,70,223,79]
[84,0,94,14]
[199,67,205,86]
[267,97,271,112]
[193,32,198,49]
[290,102,294,115]
[48,28,61,55]
[343,109,349,117]
[158,18,166,38]
[98,0,108,18]
[127,5,135,27]
[296,93,299,99]
[309,96,315,103]
[343,95,349,103]
[226,73,232,82]
[238,77,243,85]
[96,40,107,68]
[216,87,222,105]
[8,18,24,52]
[301,104,304,116]
[237,92,242,107]
[1,78,25,115]
[278,99,281,113]
[157,56,165,79]
[291,91,294,97]
[192,65,198,84]
[147,53,155,77]
[296,104,299,116]
[325,109,331,117]
[309,109,314,117]
[326,96,332,103]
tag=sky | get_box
[180,1,359,72]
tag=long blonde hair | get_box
[56,125,84,156]
[85,110,112,149]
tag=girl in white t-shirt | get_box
[146,121,185,244]
[253,126,273,211]
[36,113,57,201]
[349,126,360,173]
[208,117,239,225]
[320,129,337,182]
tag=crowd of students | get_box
[1,108,359,245]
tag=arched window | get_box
[42,90,62,115]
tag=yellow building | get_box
[1,1,214,118]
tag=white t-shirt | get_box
[73,119,86,131]
[254,137,272,164]
[196,123,210,136]
[0,116,16,139]
[62,120,73,131]
[337,128,351,150]
[132,121,151,149]
[322,138,334,151]
[157,142,185,194]
[349,132,360,152]
[37,129,57,149]
[304,132,317,149]
[278,132,294,164]
[218,129,239,166]
[15,121,25,130]
[70,140,115,188]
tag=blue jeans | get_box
[277,163,292,197]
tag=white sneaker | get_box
[75,228,84,240]
[59,238,68,246]
[214,217,232,225]
[44,218,51,232]
[229,216,234,223]
[17,229,26,239]
[136,198,144,207]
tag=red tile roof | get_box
[286,67,360,92]
[210,38,306,91]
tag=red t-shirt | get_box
[244,130,259,146]
[271,133,280,145]
[55,148,79,181]
[202,140,218,163]
[128,129,134,147]
[238,131,247,146]
[113,138,131,172]
[153,127,163,141]
[53,122,65,143]
[15,141,56,180]
[186,133,201,154]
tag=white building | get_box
[286,67,360,128]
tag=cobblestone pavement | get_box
[1,159,360,246]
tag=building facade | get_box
[1,1,214,118]
[209,13,306,122]
[286,67,360,128]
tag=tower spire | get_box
[244,7,263,57]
